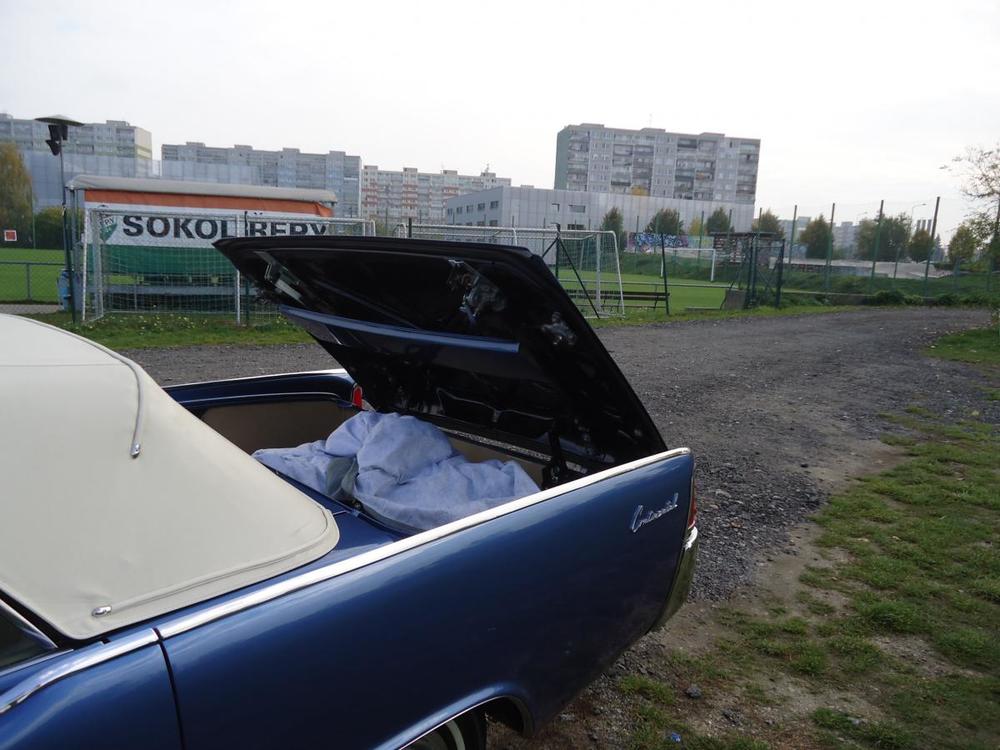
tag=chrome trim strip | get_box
[175,390,350,407]
[0,629,158,716]
[158,447,691,639]
[684,525,698,551]
[0,599,57,652]
[168,368,349,389]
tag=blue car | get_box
[0,237,697,749]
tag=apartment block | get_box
[161,142,362,218]
[0,113,153,207]
[554,123,759,205]
[360,166,511,226]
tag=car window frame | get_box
[0,597,59,675]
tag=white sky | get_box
[2,0,998,236]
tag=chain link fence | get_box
[76,209,373,321]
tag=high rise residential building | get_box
[0,113,153,208]
[360,166,511,226]
[554,123,760,205]
[161,142,362,218]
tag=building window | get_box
[569,204,586,213]
[551,203,560,211]
[489,200,499,209]
[477,202,485,211]
[456,206,463,214]
[488,219,498,226]
[467,205,473,212]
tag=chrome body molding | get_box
[173,390,350,407]
[157,447,692,640]
[0,629,159,716]
[170,368,349,389]
[651,525,699,631]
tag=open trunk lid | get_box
[217,236,665,469]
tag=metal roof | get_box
[67,174,337,204]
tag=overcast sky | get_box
[2,0,997,235]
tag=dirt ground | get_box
[126,307,994,748]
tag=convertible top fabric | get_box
[0,314,339,640]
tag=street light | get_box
[35,114,84,322]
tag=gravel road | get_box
[128,307,993,602]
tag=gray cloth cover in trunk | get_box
[254,412,540,532]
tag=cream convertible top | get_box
[0,315,339,640]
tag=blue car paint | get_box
[161,452,692,750]
[0,641,181,750]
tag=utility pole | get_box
[824,202,835,292]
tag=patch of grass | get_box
[26,312,310,349]
[927,327,1000,365]
[589,304,861,328]
[618,674,675,706]
[812,708,915,750]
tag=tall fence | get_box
[77,209,373,321]
[396,223,626,316]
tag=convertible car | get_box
[0,237,697,750]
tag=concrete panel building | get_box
[161,142,362,218]
[554,123,759,205]
[445,185,754,235]
[0,113,153,208]
[361,166,511,226]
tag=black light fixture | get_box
[35,115,84,321]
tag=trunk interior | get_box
[198,399,549,489]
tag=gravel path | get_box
[127,306,993,602]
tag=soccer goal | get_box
[395,223,625,317]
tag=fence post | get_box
[923,197,940,297]
[25,264,31,301]
[775,238,785,307]
[953,259,960,292]
[660,234,670,317]
[235,270,242,325]
[825,202,835,292]
[868,200,885,293]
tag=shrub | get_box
[867,289,906,306]
[933,293,960,306]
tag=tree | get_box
[705,207,731,234]
[599,207,625,251]
[948,224,978,264]
[907,228,934,263]
[645,208,683,235]
[751,209,784,238]
[956,143,1000,258]
[688,215,704,237]
[0,143,33,245]
[33,207,65,249]
[798,215,832,259]
[857,213,910,262]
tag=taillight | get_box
[686,484,697,530]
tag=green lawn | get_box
[0,247,64,302]
[27,312,309,349]
[927,326,1000,365]
[614,329,1000,750]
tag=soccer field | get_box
[0,248,64,302]
[557,269,727,311]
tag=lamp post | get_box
[36,115,84,322]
